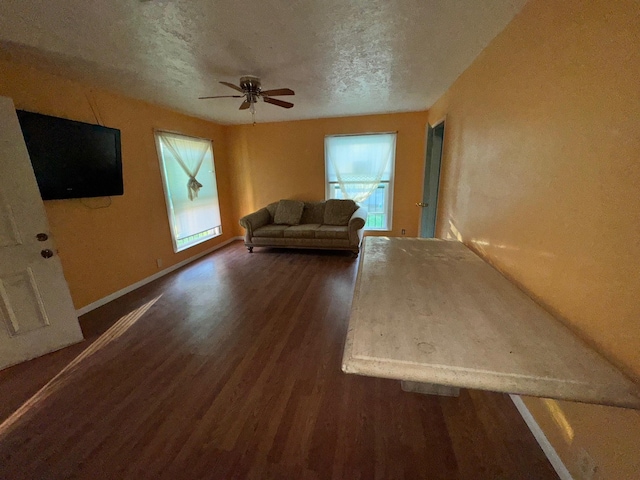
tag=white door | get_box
[0,96,83,370]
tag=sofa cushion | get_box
[284,224,321,239]
[253,224,289,238]
[265,202,278,222]
[300,202,326,224]
[315,225,349,240]
[274,199,304,225]
[323,199,357,226]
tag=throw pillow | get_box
[323,199,357,226]
[300,201,326,224]
[274,199,304,225]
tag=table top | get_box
[342,237,640,409]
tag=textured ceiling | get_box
[0,0,527,124]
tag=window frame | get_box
[324,132,397,231]
[154,130,223,253]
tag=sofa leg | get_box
[247,246,253,253]
[352,251,359,259]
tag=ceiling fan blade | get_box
[263,97,294,109]
[220,81,245,93]
[260,88,295,96]
[198,95,243,99]
[239,100,251,110]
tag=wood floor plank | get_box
[0,242,559,479]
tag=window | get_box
[155,131,222,252]
[325,133,397,230]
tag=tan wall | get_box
[225,111,429,237]
[427,0,640,477]
[0,59,236,309]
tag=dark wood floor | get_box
[0,241,558,479]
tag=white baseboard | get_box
[76,237,242,317]
[510,394,573,480]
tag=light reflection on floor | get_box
[0,294,162,440]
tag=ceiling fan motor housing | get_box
[240,76,261,94]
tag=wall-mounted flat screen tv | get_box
[16,110,123,200]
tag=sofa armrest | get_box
[348,206,367,248]
[239,208,271,242]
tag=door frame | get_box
[419,117,446,238]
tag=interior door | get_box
[419,120,445,238]
[0,96,83,370]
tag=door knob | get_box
[36,233,49,241]
[416,202,428,207]
[41,249,54,259]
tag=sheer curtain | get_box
[155,131,222,252]
[325,133,396,202]
[157,131,209,200]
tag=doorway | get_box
[419,120,445,238]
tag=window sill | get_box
[174,231,222,253]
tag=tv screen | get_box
[16,110,123,200]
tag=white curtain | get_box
[158,131,210,201]
[155,131,222,251]
[325,133,396,202]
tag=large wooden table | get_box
[342,237,640,409]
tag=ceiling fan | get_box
[199,76,294,122]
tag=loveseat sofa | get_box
[239,199,367,256]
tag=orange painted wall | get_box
[427,0,640,478]
[0,59,236,309]
[225,111,429,237]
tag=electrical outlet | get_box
[401,229,406,235]
[156,258,163,268]
[575,448,598,480]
